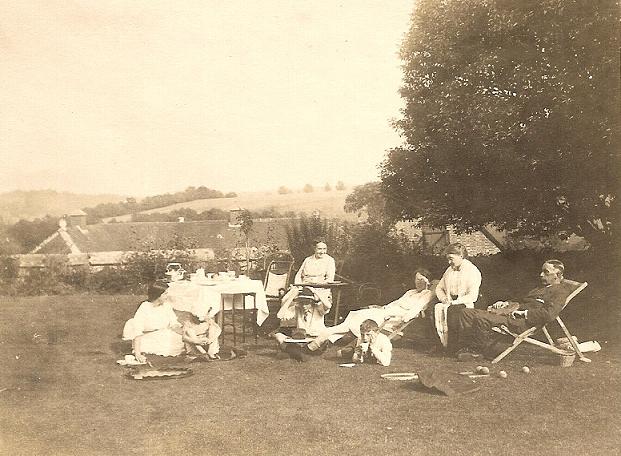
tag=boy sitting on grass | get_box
[182,314,222,360]
[338,319,392,366]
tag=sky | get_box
[0,1,414,197]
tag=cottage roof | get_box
[35,219,289,254]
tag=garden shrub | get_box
[285,214,350,268]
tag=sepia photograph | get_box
[1,1,619,455]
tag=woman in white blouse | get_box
[122,282,184,362]
[433,243,482,353]
[276,239,336,339]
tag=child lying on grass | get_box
[337,319,392,366]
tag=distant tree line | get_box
[0,216,58,254]
[129,207,297,223]
[277,181,346,194]
[84,186,237,221]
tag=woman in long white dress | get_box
[122,282,184,362]
[307,268,437,350]
[276,240,336,337]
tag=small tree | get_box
[277,186,292,195]
[344,182,387,226]
[238,210,254,273]
[303,184,314,193]
[324,183,332,192]
[336,181,346,191]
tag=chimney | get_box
[228,207,242,227]
[67,209,87,227]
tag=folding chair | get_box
[380,280,440,341]
[490,280,590,364]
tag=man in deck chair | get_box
[455,259,576,360]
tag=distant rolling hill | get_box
[103,190,356,222]
[0,190,125,224]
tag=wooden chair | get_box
[490,280,590,364]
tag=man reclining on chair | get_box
[455,259,576,360]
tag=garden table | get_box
[292,281,350,325]
[166,279,269,326]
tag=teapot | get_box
[165,263,186,282]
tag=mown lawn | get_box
[1,293,619,456]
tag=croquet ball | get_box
[480,366,490,375]
[499,370,507,378]
[522,366,530,374]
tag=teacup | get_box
[206,273,214,280]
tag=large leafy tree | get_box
[382,0,620,250]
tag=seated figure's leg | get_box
[273,332,288,346]
[207,338,220,356]
[458,308,509,351]
[307,321,351,351]
[445,304,466,354]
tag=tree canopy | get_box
[344,182,388,226]
[382,0,620,249]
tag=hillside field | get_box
[0,190,124,223]
[103,190,357,222]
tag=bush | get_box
[0,256,19,280]
[121,250,199,292]
[285,215,350,268]
[88,267,131,294]
[342,223,441,298]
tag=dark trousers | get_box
[458,308,529,351]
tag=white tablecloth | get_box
[166,279,269,326]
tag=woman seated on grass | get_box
[307,268,437,351]
[122,281,185,363]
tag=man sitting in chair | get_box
[455,259,576,359]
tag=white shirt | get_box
[436,258,481,308]
[360,332,392,366]
[294,254,336,284]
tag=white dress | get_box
[122,301,184,356]
[278,254,337,336]
[343,288,435,337]
[309,287,437,347]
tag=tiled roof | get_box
[37,219,290,254]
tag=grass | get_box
[1,293,620,456]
